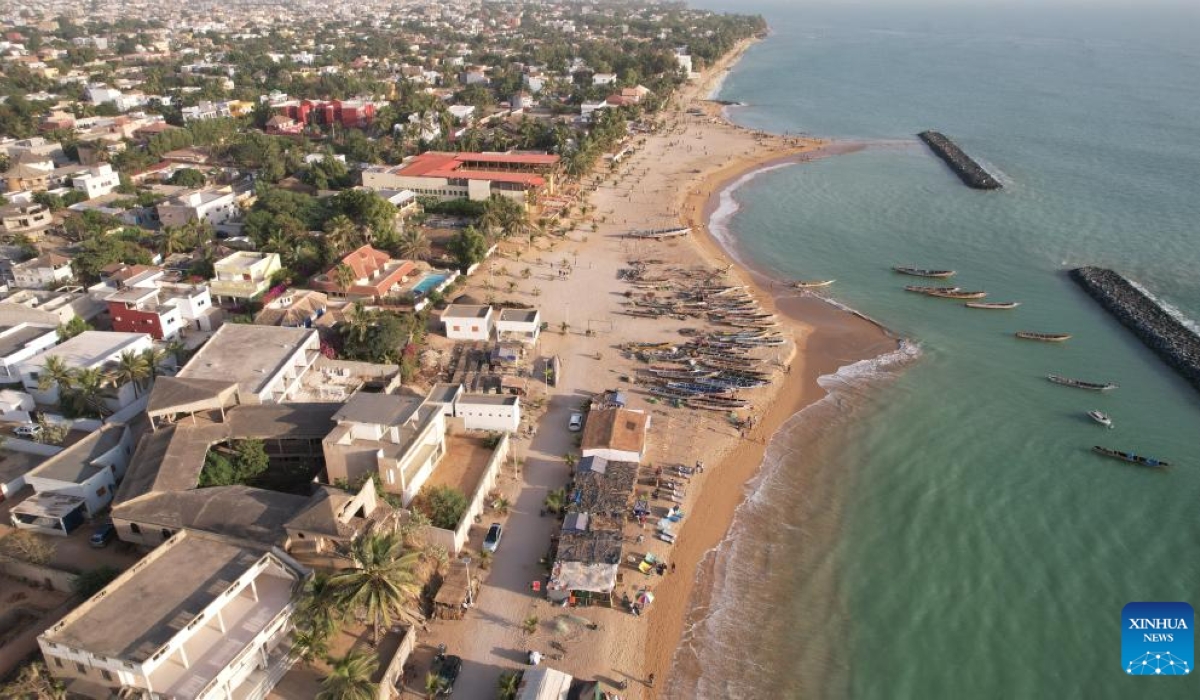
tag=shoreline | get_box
[637,39,902,696]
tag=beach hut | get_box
[433,560,477,620]
[518,666,573,700]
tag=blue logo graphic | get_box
[1122,602,1193,676]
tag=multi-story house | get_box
[107,282,216,340]
[0,201,53,238]
[12,253,73,289]
[19,331,154,411]
[156,186,240,229]
[37,529,305,700]
[309,245,416,300]
[363,151,559,204]
[209,251,281,303]
[70,163,121,199]
[0,322,59,384]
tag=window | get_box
[101,670,112,682]
[161,529,172,540]
[53,658,63,668]
[76,663,86,675]
[130,523,141,534]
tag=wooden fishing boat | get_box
[627,227,691,239]
[700,376,770,390]
[650,386,696,401]
[1092,446,1170,469]
[1087,411,1113,428]
[1047,374,1118,391]
[905,285,960,294]
[666,382,730,395]
[965,302,1020,309]
[1016,332,1071,342]
[894,266,956,278]
[648,370,717,381]
[624,341,673,351]
[925,289,988,299]
[794,279,836,289]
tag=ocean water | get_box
[671,2,1200,699]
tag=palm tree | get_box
[423,672,445,699]
[316,650,378,700]
[163,340,188,370]
[344,302,372,343]
[324,215,359,258]
[297,572,343,639]
[334,263,358,297]
[290,626,330,669]
[160,226,191,255]
[396,228,431,261]
[36,355,74,396]
[113,350,151,398]
[330,533,422,645]
[497,671,521,700]
[71,367,112,417]
[544,488,567,515]
[1,661,67,700]
[140,347,169,380]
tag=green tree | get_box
[330,533,423,645]
[198,439,270,487]
[341,311,413,364]
[414,485,469,530]
[70,367,112,417]
[113,350,152,398]
[71,565,121,598]
[543,488,567,515]
[447,226,487,272]
[334,263,357,296]
[36,355,75,396]
[316,650,379,700]
[396,228,431,261]
[167,168,206,188]
[0,662,67,700]
[56,316,91,341]
[424,673,445,699]
[297,572,343,640]
[497,671,521,700]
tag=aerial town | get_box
[0,2,807,699]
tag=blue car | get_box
[89,522,116,548]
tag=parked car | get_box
[89,522,116,548]
[483,522,503,553]
[14,423,42,438]
[567,411,584,432]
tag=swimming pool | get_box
[411,272,451,296]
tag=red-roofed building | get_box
[362,151,560,205]
[272,99,377,129]
[310,245,418,300]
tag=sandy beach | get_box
[413,37,897,699]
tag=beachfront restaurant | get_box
[546,530,624,607]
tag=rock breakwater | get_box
[1070,266,1200,392]
[918,130,1002,190]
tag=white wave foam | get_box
[706,70,730,101]
[1128,279,1200,336]
[708,162,796,266]
[817,338,922,391]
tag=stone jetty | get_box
[918,130,1002,190]
[1070,266,1200,392]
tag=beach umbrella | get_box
[657,517,674,533]
[636,590,655,607]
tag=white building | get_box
[12,253,74,289]
[209,251,281,302]
[156,186,240,229]
[441,304,494,341]
[496,308,541,344]
[19,331,154,410]
[580,407,650,463]
[71,164,121,199]
[0,201,53,236]
[38,530,304,700]
[424,383,522,433]
[0,322,59,384]
[13,425,134,533]
[592,73,617,86]
[176,324,319,404]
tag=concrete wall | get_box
[453,400,520,433]
[0,558,79,591]
[376,626,416,700]
[423,434,508,555]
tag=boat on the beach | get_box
[925,289,988,299]
[794,279,836,289]
[687,396,751,411]
[894,266,956,278]
[627,227,691,239]
[1092,445,1170,469]
[1016,331,1071,342]
[905,285,960,294]
[965,301,1021,309]
[1047,374,1118,391]
[1087,411,1113,428]
[665,381,730,395]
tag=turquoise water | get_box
[672,3,1200,699]
[412,272,451,295]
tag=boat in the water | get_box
[794,279,835,289]
[925,289,987,299]
[1016,332,1071,342]
[894,266,956,278]
[1092,446,1170,469]
[1047,374,1118,391]
[905,285,960,294]
[965,301,1021,309]
[1087,411,1113,428]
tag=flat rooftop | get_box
[178,324,314,397]
[498,308,538,323]
[442,304,491,319]
[41,531,277,662]
[333,393,423,427]
[215,251,273,270]
[0,323,55,357]
[459,393,518,406]
[27,425,124,484]
[21,331,148,371]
